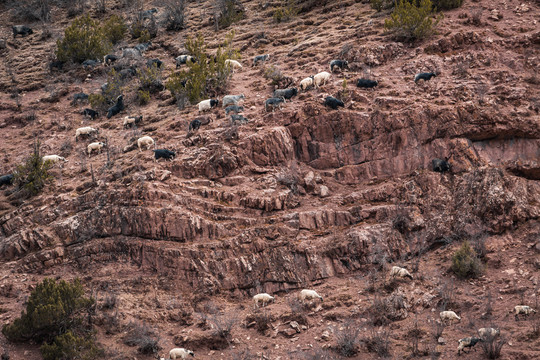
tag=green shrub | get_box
[130,17,157,41]
[370,0,394,12]
[56,14,111,63]
[384,0,442,41]
[263,65,285,86]
[41,330,103,360]
[137,64,163,94]
[273,0,299,23]
[102,68,125,104]
[88,94,107,111]
[13,140,52,198]
[451,241,484,279]
[102,15,127,45]
[2,278,94,343]
[218,0,245,28]
[432,0,463,10]
[137,90,150,105]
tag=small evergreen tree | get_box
[102,15,127,45]
[40,330,103,360]
[13,140,52,198]
[452,241,484,279]
[384,0,442,41]
[432,0,463,10]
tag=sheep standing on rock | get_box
[198,99,219,112]
[313,71,331,88]
[225,59,243,72]
[137,136,155,151]
[253,54,270,66]
[253,293,275,308]
[75,127,98,141]
[357,79,378,89]
[87,142,106,156]
[330,60,348,72]
[514,305,537,320]
[189,119,201,132]
[300,76,314,91]
[265,97,284,112]
[168,348,194,359]
[230,114,248,125]
[414,72,437,83]
[107,95,124,119]
[324,96,344,110]
[432,158,450,173]
[42,155,68,164]
[457,337,482,355]
[299,289,323,303]
[123,115,143,129]
[82,108,99,120]
[390,266,413,280]
[12,25,33,38]
[440,311,461,324]
[153,149,176,161]
[478,328,500,338]
[104,54,118,65]
[0,174,14,187]
[222,94,245,107]
[273,88,298,102]
[122,47,141,58]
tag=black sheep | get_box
[189,119,201,132]
[147,58,163,68]
[457,337,482,355]
[324,96,344,110]
[0,174,14,187]
[12,25,33,38]
[414,72,437,83]
[265,97,285,112]
[107,95,124,119]
[103,54,118,65]
[273,88,298,102]
[49,61,64,72]
[82,59,100,69]
[357,79,378,89]
[225,105,244,115]
[231,114,249,125]
[82,108,99,120]
[71,92,88,105]
[432,158,451,173]
[153,149,176,161]
[330,60,348,72]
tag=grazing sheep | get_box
[192,115,213,126]
[42,155,68,164]
[122,47,141,58]
[119,67,136,80]
[273,88,298,102]
[265,97,285,112]
[82,108,99,120]
[478,328,500,338]
[432,158,450,173]
[390,266,413,280]
[123,115,143,129]
[299,289,323,303]
[225,105,244,115]
[87,142,106,156]
[457,337,482,355]
[134,42,151,53]
[357,79,378,89]
[198,99,219,112]
[189,119,201,132]
[253,54,270,66]
[153,149,176,161]
[71,92,89,105]
[514,305,537,320]
[82,59,100,69]
[414,72,437,83]
[49,61,64,72]
[12,25,33,38]
[313,71,331,88]
[330,60,348,72]
[103,54,118,65]
[324,96,344,110]
[107,95,124,119]
[175,55,196,68]
[230,114,248,125]
[300,76,314,91]
[169,348,194,359]
[253,293,275,308]
[75,126,98,141]
[147,58,163,68]
[0,174,14,187]
[222,94,245,107]
[137,136,155,151]
[440,311,461,324]
[225,59,243,72]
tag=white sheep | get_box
[198,99,219,112]
[137,136,155,151]
[42,155,68,164]
[440,310,461,324]
[313,71,331,88]
[123,115,142,129]
[169,348,194,359]
[390,266,413,280]
[75,126,98,141]
[299,76,314,91]
[514,305,537,320]
[457,337,482,355]
[225,59,243,72]
[253,293,275,308]
[478,327,500,338]
[299,289,323,303]
[87,142,105,156]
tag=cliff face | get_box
[0,0,539,358]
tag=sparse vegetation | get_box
[480,334,506,359]
[432,0,464,10]
[163,0,186,31]
[273,0,299,23]
[137,64,164,94]
[213,0,245,30]
[335,320,360,357]
[363,327,391,358]
[263,65,285,86]
[370,0,394,12]
[56,15,111,63]
[13,140,52,198]
[40,330,103,360]
[384,0,442,41]
[102,15,127,45]
[452,241,484,279]
[137,90,151,105]
[123,322,161,355]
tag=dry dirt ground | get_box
[0,0,539,359]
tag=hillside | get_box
[0,0,539,359]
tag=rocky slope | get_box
[0,0,539,359]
